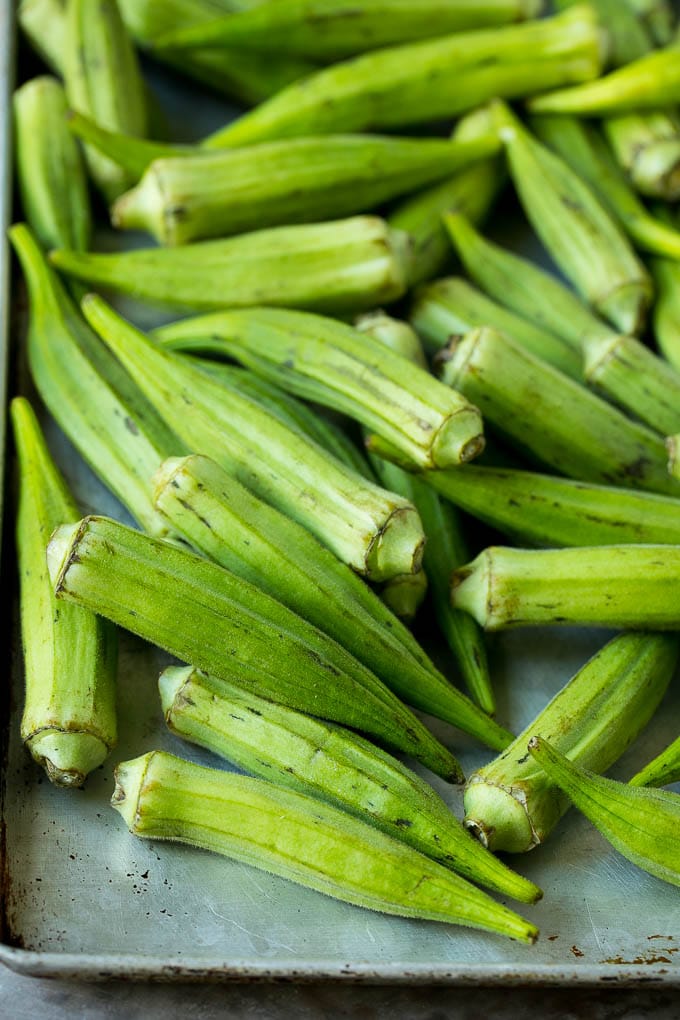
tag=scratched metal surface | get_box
[1,7,680,986]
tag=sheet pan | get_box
[1,4,679,983]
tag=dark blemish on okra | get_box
[394,818,413,829]
[124,417,139,436]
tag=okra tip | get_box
[47,519,90,594]
[364,505,426,582]
[464,779,536,855]
[111,751,155,829]
[28,731,111,788]
[634,140,680,202]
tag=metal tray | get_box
[1,8,679,985]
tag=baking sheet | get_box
[1,8,679,984]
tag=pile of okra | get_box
[11,0,680,946]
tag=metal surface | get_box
[1,10,679,986]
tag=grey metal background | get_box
[1,0,679,994]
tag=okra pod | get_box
[354,313,428,370]
[50,217,411,316]
[439,211,610,356]
[556,0,650,67]
[18,0,66,73]
[529,43,680,117]
[436,327,678,496]
[63,0,148,202]
[426,465,680,549]
[624,0,674,44]
[66,111,192,180]
[9,225,182,534]
[531,114,680,260]
[161,666,540,903]
[11,398,117,787]
[451,544,680,631]
[652,256,680,372]
[117,0,317,106]
[629,737,680,788]
[583,331,680,437]
[494,102,652,335]
[111,133,500,246]
[112,751,539,941]
[157,0,545,61]
[464,633,678,852]
[48,516,461,781]
[82,294,426,582]
[155,306,485,470]
[13,76,91,252]
[377,569,428,623]
[410,274,581,379]
[153,455,511,750]
[370,455,494,716]
[604,111,680,202]
[388,159,502,288]
[528,737,680,887]
[202,6,602,148]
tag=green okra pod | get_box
[160,666,540,904]
[112,750,539,942]
[528,736,680,887]
[426,465,680,549]
[354,313,428,370]
[388,159,502,288]
[623,0,674,44]
[451,544,680,631]
[531,0,680,199]
[152,455,511,750]
[11,398,117,787]
[117,0,317,106]
[48,515,461,781]
[605,110,680,202]
[410,274,581,379]
[157,0,545,61]
[111,132,500,246]
[18,0,67,73]
[629,737,680,788]
[63,0,148,203]
[439,214,680,430]
[463,632,678,853]
[202,6,602,148]
[50,217,411,316]
[13,76,91,253]
[666,435,680,482]
[528,43,680,117]
[9,225,182,534]
[370,455,494,716]
[439,211,609,355]
[652,256,680,373]
[494,102,652,335]
[155,306,485,471]
[582,330,680,438]
[531,113,680,260]
[377,568,428,623]
[82,295,426,582]
[436,327,678,496]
